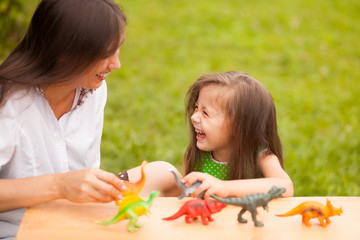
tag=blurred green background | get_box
[1,0,359,196]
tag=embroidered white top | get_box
[0,81,107,239]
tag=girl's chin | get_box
[196,142,210,151]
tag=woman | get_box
[0,0,179,238]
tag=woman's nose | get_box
[108,49,121,70]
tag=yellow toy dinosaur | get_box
[276,199,343,227]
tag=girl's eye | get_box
[203,111,208,116]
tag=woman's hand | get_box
[56,168,127,203]
[181,172,229,198]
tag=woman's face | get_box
[76,47,121,89]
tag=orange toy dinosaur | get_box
[276,199,343,227]
[116,161,147,204]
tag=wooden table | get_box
[16,196,359,240]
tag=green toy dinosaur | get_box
[211,186,285,227]
[97,191,160,232]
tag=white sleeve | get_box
[0,105,16,171]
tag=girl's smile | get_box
[195,129,206,140]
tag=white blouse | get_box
[0,81,107,239]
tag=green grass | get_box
[102,0,360,196]
[2,0,360,196]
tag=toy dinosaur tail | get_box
[276,208,301,217]
[96,208,126,226]
[276,201,323,217]
[210,194,246,206]
[121,160,147,196]
[163,210,184,221]
[162,202,188,221]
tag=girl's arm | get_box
[182,154,294,198]
[0,168,126,212]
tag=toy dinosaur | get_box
[163,198,226,225]
[97,161,159,232]
[120,160,147,197]
[276,199,343,227]
[211,186,285,227]
[97,191,160,232]
[168,168,205,199]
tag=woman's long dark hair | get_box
[184,71,283,179]
[0,0,126,107]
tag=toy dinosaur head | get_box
[121,160,148,196]
[149,190,160,200]
[206,199,227,213]
[268,186,286,199]
[326,199,343,216]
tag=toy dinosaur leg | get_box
[250,209,264,227]
[237,209,248,223]
[185,215,193,224]
[302,214,312,227]
[200,214,209,225]
[262,204,269,211]
[325,217,331,224]
[317,217,326,227]
[126,211,141,232]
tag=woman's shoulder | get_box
[0,90,31,159]
[0,88,36,118]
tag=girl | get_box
[182,71,293,198]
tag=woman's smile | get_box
[96,72,110,81]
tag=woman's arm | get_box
[0,168,126,212]
[182,154,293,198]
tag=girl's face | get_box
[190,85,232,162]
[76,47,121,89]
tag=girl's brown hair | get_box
[0,0,126,107]
[184,71,283,179]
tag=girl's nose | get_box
[191,112,200,123]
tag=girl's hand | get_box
[181,172,228,198]
[56,168,127,203]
